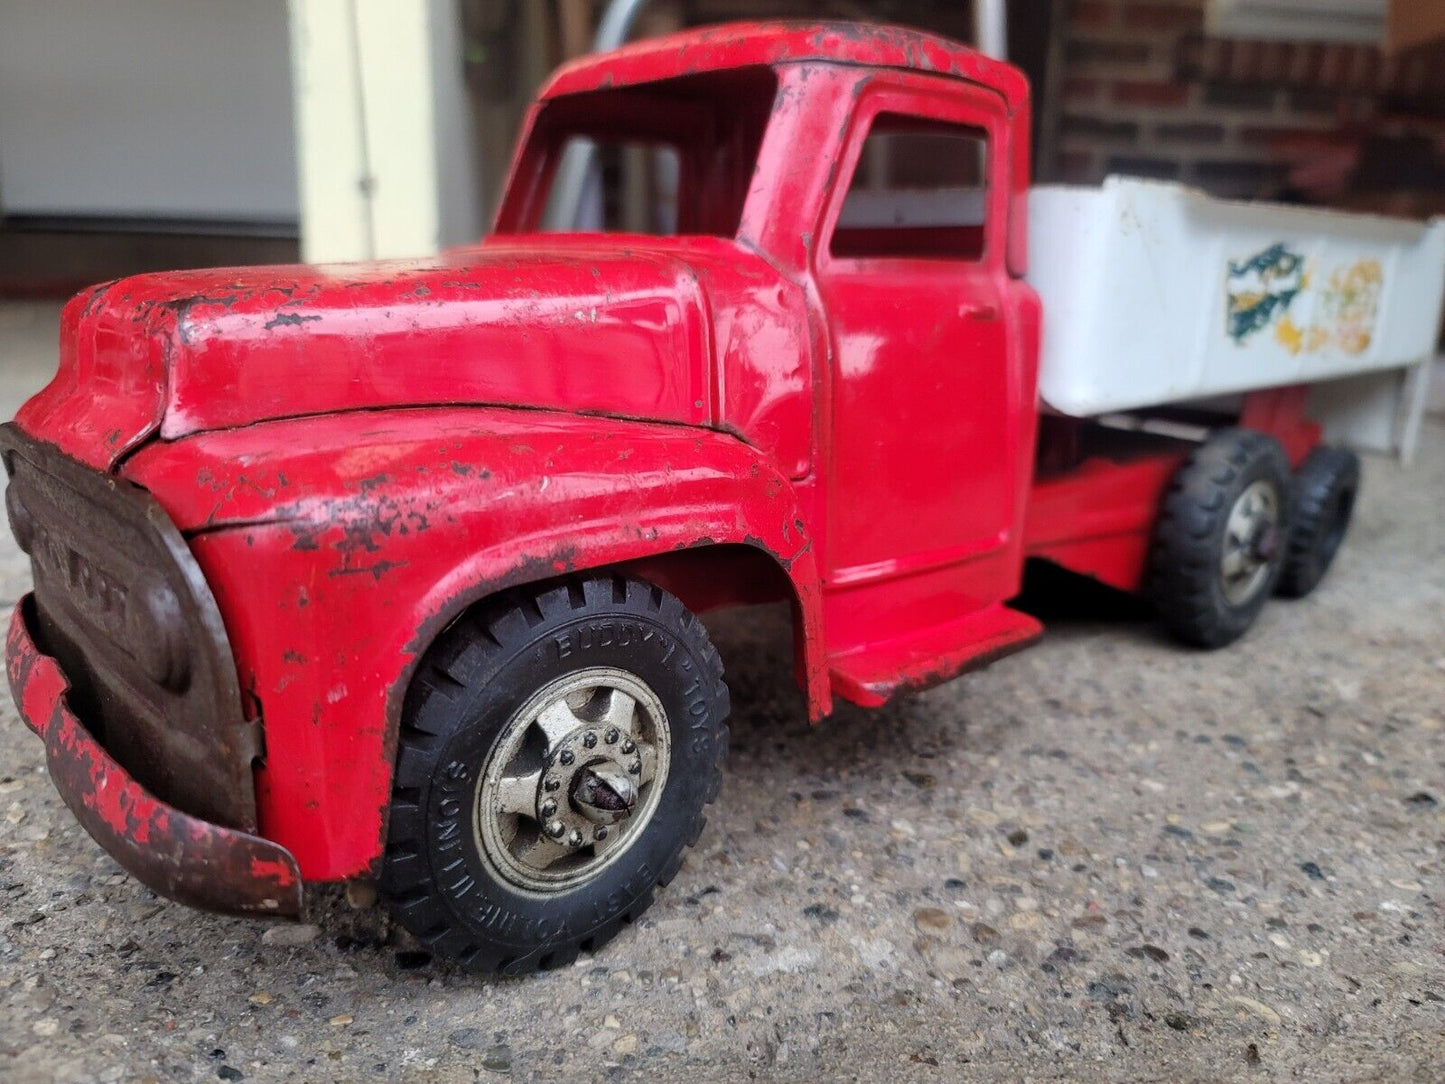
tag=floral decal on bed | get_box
[1226,243,1381,357]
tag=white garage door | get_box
[0,0,297,224]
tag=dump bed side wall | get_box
[1028,178,1445,420]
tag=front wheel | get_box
[380,575,729,974]
[1149,428,1292,648]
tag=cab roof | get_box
[540,20,1029,115]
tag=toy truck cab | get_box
[6,22,1442,973]
[499,24,1047,698]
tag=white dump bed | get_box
[1027,178,1445,424]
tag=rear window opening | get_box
[545,139,681,235]
[831,113,990,261]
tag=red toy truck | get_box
[6,23,1443,973]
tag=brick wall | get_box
[1046,0,1445,199]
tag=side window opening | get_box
[831,113,990,261]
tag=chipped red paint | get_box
[6,600,302,916]
[18,240,817,479]
[541,21,1029,108]
[121,407,825,878]
[6,597,47,738]
[3,22,1324,901]
[830,603,1044,708]
[527,21,1032,276]
[13,282,170,470]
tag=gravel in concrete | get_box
[0,302,1441,1082]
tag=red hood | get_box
[16,237,737,471]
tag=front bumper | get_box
[6,597,302,917]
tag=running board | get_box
[828,604,1043,708]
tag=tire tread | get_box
[379,573,729,974]
[1276,446,1360,598]
[1150,428,1291,648]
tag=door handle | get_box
[959,302,999,321]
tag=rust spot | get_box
[80,281,119,319]
[166,292,246,343]
[742,532,811,572]
[262,311,322,332]
[7,598,303,917]
[328,557,409,581]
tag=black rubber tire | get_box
[1276,446,1360,599]
[1149,428,1292,649]
[379,574,729,974]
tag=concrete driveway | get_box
[0,302,1441,1082]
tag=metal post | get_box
[974,0,1008,59]
[541,0,654,230]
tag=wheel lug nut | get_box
[604,727,619,744]
[568,829,583,847]
[583,730,598,748]
[620,738,635,755]
[544,778,561,793]
[594,826,608,841]
[628,760,641,775]
[540,798,557,817]
[559,750,575,766]
[546,820,564,839]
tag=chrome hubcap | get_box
[474,667,669,894]
[1220,480,1281,605]
[571,762,637,825]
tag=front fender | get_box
[123,406,823,879]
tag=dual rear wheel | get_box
[1150,428,1360,648]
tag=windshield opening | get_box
[498,66,779,238]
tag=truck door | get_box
[815,78,1026,629]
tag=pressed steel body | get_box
[4,22,1320,904]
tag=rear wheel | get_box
[1276,446,1360,599]
[380,574,729,974]
[1150,428,1291,648]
